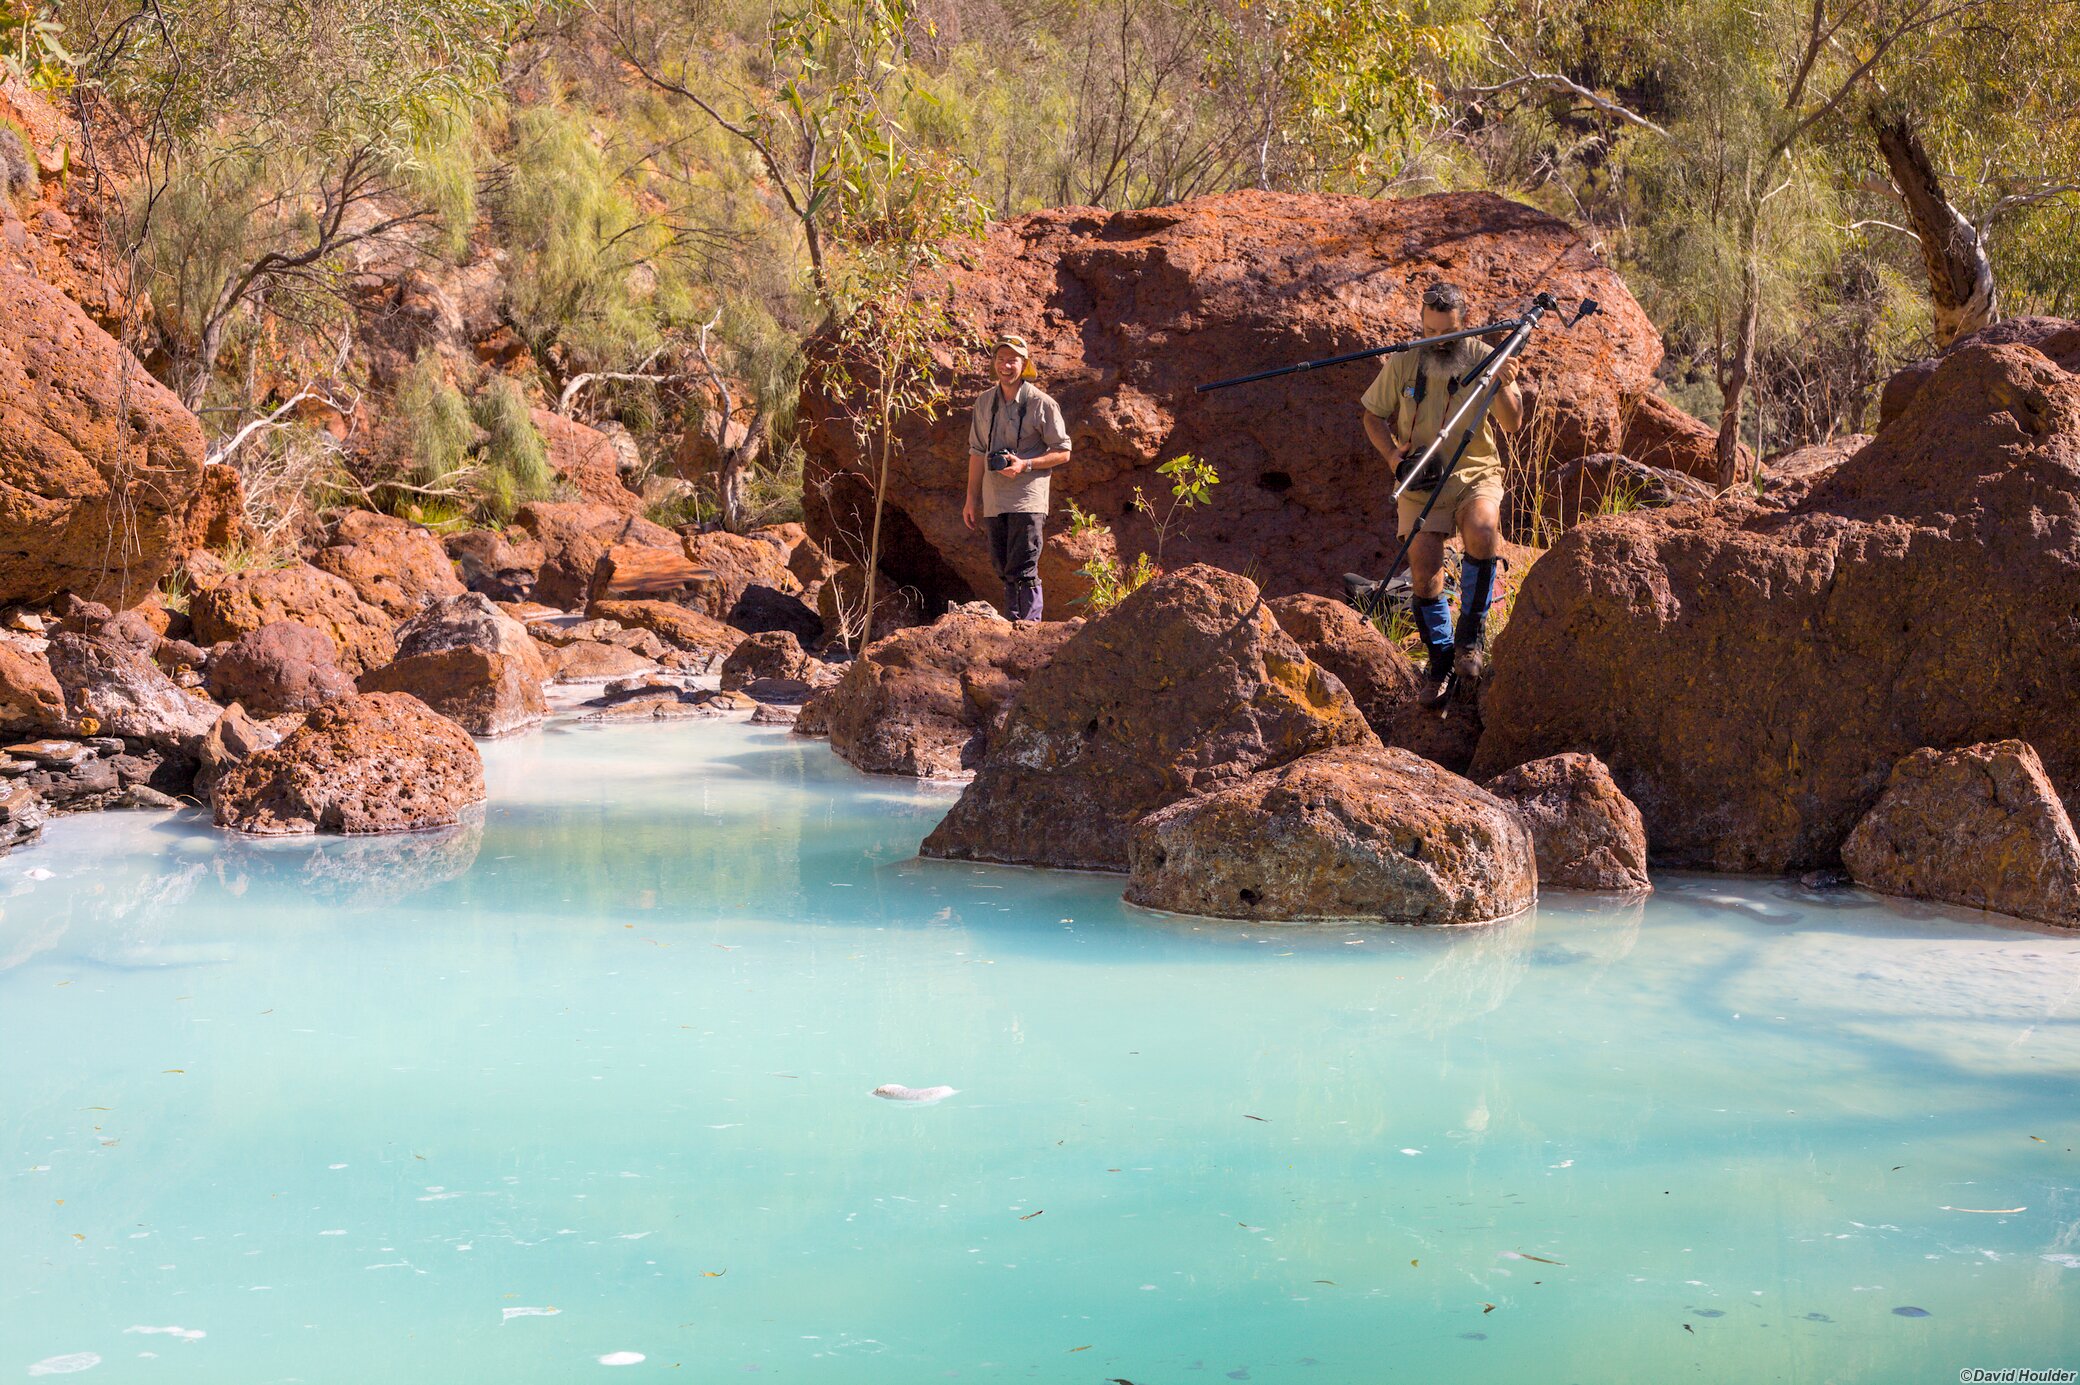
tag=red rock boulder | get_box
[921,565,1376,869]
[205,621,356,716]
[213,692,486,835]
[1483,752,1651,893]
[312,510,466,620]
[531,409,643,514]
[1842,740,2080,927]
[1125,745,1537,924]
[187,562,397,676]
[800,191,1720,612]
[817,611,1078,778]
[1471,333,2080,872]
[0,267,204,605]
[514,502,678,610]
[45,631,218,750]
[0,644,66,735]
[357,593,548,736]
[586,598,745,672]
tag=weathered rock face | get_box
[1472,333,2080,872]
[1125,745,1537,923]
[586,599,745,670]
[356,593,548,736]
[1542,452,1716,527]
[820,612,1077,779]
[0,267,205,605]
[195,701,291,803]
[445,527,546,603]
[1483,752,1651,893]
[1758,435,1869,507]
[921,565,1376,869]
[213,692,486,835]
[205,621,356,716]
[312,511,465,619]
[187,563,397,676]
[45,631,217,750]
[514,502,677,610]
[718,630,818,692]
[800,191,1721,612]
[681,531,800,616]
[1842,741,2080,927]
[1879,317,2080,427]
[545,639,658,682]
[0,644,66,735]
[532,409,643,514]
[1265,594,1419,732]
[179,462,259,554]
[728,583,824,644]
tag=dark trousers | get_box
[986,512,1045,621]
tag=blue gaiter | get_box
[1456,556,1499,652]
[1412,594,1454,674]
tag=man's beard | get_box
[1423,334,1486,380]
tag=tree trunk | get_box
[1716,252,1760,490]
[1871,112,1998,346]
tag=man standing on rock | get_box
[963,333,1072,621]
[1356,281,1522,707]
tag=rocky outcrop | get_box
[179,463,259,554]
[1879,317,2080,427]
[1,735,195,812]
[1542,452,1716,526]
[728,583,824,644]
[532,409,643,514]
[0,784,47,855]
[1265,594,1419,732]
[800,191,1724,612]
[1483,752,1651,893]
[205,621,356,716]
[921,565,1376,869]
[1125,745,1537,923]
[1472,331,2080,872]
[545,639,658,682]
[445,527,546,602]
[718,630,819,691]
[818,612,1077,778]
[213,692,486,835]
[45,631,217,750]
[682,531,801,616]
[1841,741,2080,927]
[195,702,291,803]
[0,644,66,735]
[356,593,548,736]
[312,510,465,619]
[187,562,397,676]
[586,598,745,670]
[1757,435,1869,507]
[0,267,205,605]
[513,502,678,609]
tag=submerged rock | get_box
[819,611,1076,779]
[1125,745,1537,924]
[922,565,1375,869]
[1483,752,1651,893]
[356,593,548,736]
[213,692,486,835]
[1842,740,2080,927]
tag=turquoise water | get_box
[4,719,2078,1384]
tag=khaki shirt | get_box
[968,383,1071,517]
[1360,350,1505,491]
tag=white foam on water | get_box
[598,1351,645,1366]
[318,1230,346,1236]
[872,1084,957,1103]
[27,1354,100,1376]
[502,1307,561,1322]
[2042,1253,2080,1269]
[24,867,54,881]
[123,1327,204,1341]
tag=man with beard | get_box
[1354,280,1523,707]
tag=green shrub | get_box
[394,352,477,492]
[470,376,553,523]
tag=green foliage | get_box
[2,1,73,90]
[1062,498,1107,538]
[1133,452,1220,570]
[395,352,478,490]
[1077,549,1157,617]
[470,376,554,523]
[1073,454,1221,614]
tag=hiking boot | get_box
[1453,640,1487,687]
[1418,662,1454,709]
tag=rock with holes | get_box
[213,692,486,835]
[312,511,466,620]
[921,565,1376,868]
[1125,745,1537,923]
[186,562,398,676]
[1483,752,1651,893]
[1841,740,2080,927]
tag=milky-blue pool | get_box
[4,717,2077,1382]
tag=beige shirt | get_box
[1360,350,1505,490]
[968,382,1071,517]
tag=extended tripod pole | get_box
[1194,319,1520,394]
[1350,292,1600,615]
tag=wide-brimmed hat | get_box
[992,333,1039,380]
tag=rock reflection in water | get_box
[212,812,486,907]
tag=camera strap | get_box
[988,387,1030,454]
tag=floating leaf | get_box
[1513,1252,1566,1265]
[702,1270,727,1278]
[1068,1344,1091,1352]
[1482,1302,1495,1313]
[1019,1211,1044,1221]
[1242,1115,1268,1122]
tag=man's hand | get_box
[963,497,979,531]
[1000,457,1029,477]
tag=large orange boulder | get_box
[1125,746,1537,924]
[213,692,486,835]
[187,563,397,676]
[1842,741,2080,927]
[800,191,1720,612]
[0,267,204,605]
[920,565,1376,870]
[312,511,465,619]
[1472,329,2080,872]
[513,502,678,610]
[531,410,643,514]
[356,593,548,737]
[1483,752,1651,893]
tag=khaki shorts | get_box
[1397,473,1505,538]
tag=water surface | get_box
[4,719,2078,1382]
